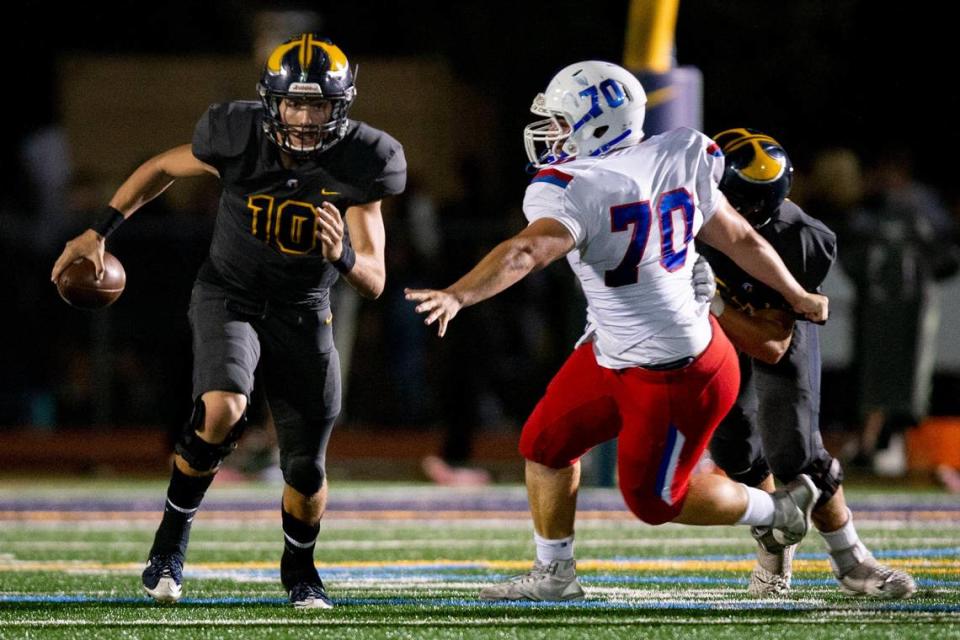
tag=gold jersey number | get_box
[247,195,318,255]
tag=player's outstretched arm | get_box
[51,145,217,282]
[405,218,574,337]
[698,200,828,323]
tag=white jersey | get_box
[523,127,726,369]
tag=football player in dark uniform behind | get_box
[699,129,915,599]
[51,34,406,608]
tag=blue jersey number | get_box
[574,79,627,132]
[604,189,696,287]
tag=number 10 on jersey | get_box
[247,195,319,255]
[605,189,695,287]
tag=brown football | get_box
[56,252,126,309]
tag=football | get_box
[56,252,126,309]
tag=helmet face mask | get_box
[714,128,794,225]
[257,34,356,157]
[269,97,336,155]
[524,61,646,168]
[523,94,574,166]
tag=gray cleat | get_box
[770,474,820,547]
[479,559,585,601]
[832,541,917,599]
[748,527,796,597]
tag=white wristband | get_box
[709,296,725,317]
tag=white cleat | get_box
[144,577,182,604]
[747,528,796,597]
[832,543,917,599]
[479,559,585,601]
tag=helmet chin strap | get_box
[741,205,775,229]
[752,215,773,229]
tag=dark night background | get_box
[5,1,956,195]
[3,1,958,448]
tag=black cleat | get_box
[142,553,184,603]
[288,579,333,609]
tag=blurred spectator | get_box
[420,158,498,486]
[937,464,960,493]
[342,162,576,486]
[802,148,865,239]
[798,148,865,435]
[841,148,960,475]
[0,118,73,427]
[383,175,440,426]
[420,166,581,485]
[340,176,440,429]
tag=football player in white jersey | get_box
[406,61,829,601]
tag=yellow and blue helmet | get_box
[713,128,793,223]
[257,33,356,156]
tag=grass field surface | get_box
[0,479,957,638]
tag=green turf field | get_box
[1,479,957,638]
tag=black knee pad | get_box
[281,454,325,496]
[722,457,772,488]
[799,456,844,509]
[174,398,248,472]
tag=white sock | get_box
[736,485,776,526]
[820,509,861,552]
[534,532,574,564]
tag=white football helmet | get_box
[524,60,647,168]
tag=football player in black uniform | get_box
[699,129,915,598]
[51,34,407,608]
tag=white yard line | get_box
[2,614,951,628]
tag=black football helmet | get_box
[257,34,356,157]
[713,128,793,224]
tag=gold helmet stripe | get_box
[266,39,302,74]
[300,34,311,68]
[266,35,349,75]
[738,140,784,182]
[713,127,754,146]
[714,128,785,183]
[316,41,348,72]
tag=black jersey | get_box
[699,201,836,317]
[192,101,406,306]
[704,203,838,483]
